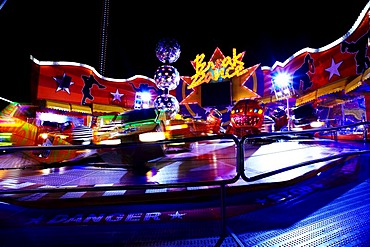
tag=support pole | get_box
[287,97,290,131]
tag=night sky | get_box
[1,0,369,104]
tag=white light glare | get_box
[140,92,152,102]
[139,132,166,142]
[273,73,291,88]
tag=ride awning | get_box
[345,67,370,93]
[70,104,92,114]
[259,95,278,104]
[43,100,71,111]
[295,68,370,106]
[260,67,370,107]
[295,78,348,106]
[91,103,129,114]
[42,100,130,115]
[259,78,348,106]
[43,100,92,114]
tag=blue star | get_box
[203,107,213,113]
[168,211,186,220]
[110,89,124,102]
[226,105,234,112]
[53,72,74,94]
[325,58,343,80]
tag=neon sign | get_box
[188,48,248,89]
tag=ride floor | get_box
[0,138,370,246]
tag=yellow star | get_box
[232,63,261,102]
[180,76,201,105]
[181,64,261,105]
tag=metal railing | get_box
[1,122,370,241]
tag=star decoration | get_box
[226,105,234,112]
[325,58,343,80]
[232,63,260,102]
[194,113,202,119]
[181,48,261,107]
[179,76,200,105]
[110,89,124,102]
[203,107,213,113]
[168,211,186,220]
[53,72,74,94]
[180,63,260,106]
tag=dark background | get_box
[1,0,369,104]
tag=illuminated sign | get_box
[188,48,248,89]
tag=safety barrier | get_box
[1,121,370,241]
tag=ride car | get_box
[92,107,167,169]
[289,103,325,131]
[225,99,265,138]
[0,102,94,164]
[162,108,223,151]
[93,107,223,160]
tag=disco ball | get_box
[154,65,180,91]
[155,38,181,64]
[153,94,179,118]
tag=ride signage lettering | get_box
[188,48,248,89]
